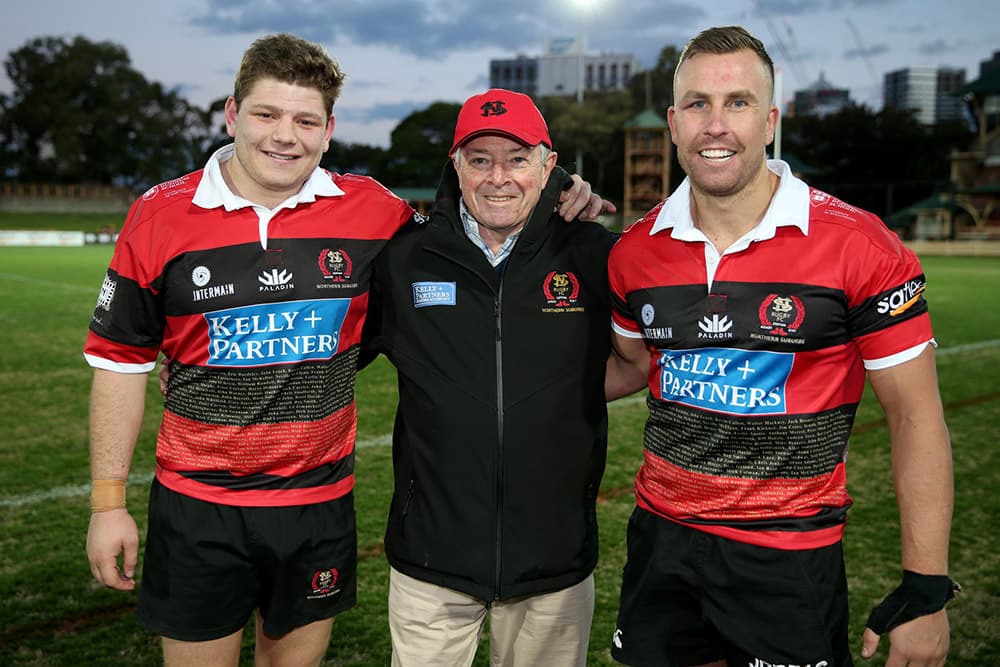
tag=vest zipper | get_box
[492,284,504,601]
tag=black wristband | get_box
[866,570,961,635]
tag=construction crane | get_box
[752,0,809,86]
[845,18,880,96]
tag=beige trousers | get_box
[388,567,595,667]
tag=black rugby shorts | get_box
[136,478,357,641]
[611,507,851,667]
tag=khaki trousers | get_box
[388,567,595,667]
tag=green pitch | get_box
[0,239,997,665]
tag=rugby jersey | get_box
[84,146,415,506]
[608,160,933,549]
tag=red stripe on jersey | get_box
[158,403,357,477]
[636,451,850,523]
[84,330,160,366]
[156,465,355,507]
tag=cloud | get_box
[336,100,424,123]
[752,0,823,16]
[916,39,951,57]
[188,0,706,67]
[844,43,890,60]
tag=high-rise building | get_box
[792,72,852,117]
[489,37,637,98]
[978,50,1000,118]
[883,66,966,124]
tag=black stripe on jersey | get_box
[161,238,387,316]
[175,455,354,491]
[847,274,929,339]
[611,289,632,320]
[627,281,852,352]
[644,399,854,480]
[638,487,852,532]
[165,346,360,426]
[89,268,164,349]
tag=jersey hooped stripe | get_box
[608,185,933,549]
[84,169,415,507]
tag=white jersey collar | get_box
[192,143,344,211]
[650,159,811,242]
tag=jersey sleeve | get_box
[843,216,933,365]
[83,197,166,373]
[608,226,645,339]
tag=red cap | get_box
[449,88,552,156]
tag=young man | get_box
[606,26,957,667]
[83,35,602,666]
[368,89,618,666]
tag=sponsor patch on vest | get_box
[412,281,456,308]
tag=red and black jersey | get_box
[608,162,933,550]
[84,164,414,507]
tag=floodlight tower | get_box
[572,0,598,177]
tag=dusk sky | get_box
[2,0,998,147]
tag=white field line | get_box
[0,272,98,293]
[3,339,998,510]
[0,433,394,509]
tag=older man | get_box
[367,89,618,666]
[88,30,603,665]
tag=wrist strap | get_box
[866,570,961,635]
[91,479,127,512]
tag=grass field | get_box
[0,239,997,666]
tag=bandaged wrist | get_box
[865,570,961,635]
[91,479,127,512]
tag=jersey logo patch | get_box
[412,282,457,308]
[758,294,806,338]
[656,347,793,415]
[318,248,353,282]
[204,298,349,366]
[541,271,583,312]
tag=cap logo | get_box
[480,100,508,117]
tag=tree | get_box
[628,45,679,115]
[0,35,221,190]
[321,139,386,176]
[369,101,461,187]
[782,105,973,216]
[539,91,634,203]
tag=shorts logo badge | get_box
[543,271,580,308]
[307,567,341,599]
[318,248,353,282]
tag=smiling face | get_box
[454,135,557,249]
[223,77,334,208]
[668,48,778,200]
